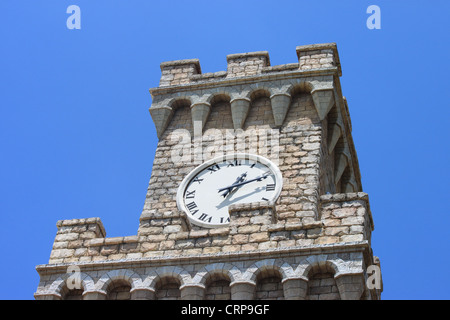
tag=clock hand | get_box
[218,171,271,194]
[221,172,247,198]
[216,187,263,209]
[223,184,241,198]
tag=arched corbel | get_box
[328,119,343,155]
[270,93,291,127]
[190,102,211,133]
[342,177,357,193]
[334,153,349,186]
[230,98,251,130]
[149,106,174,139]
[311,88,335,120]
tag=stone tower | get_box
[34,43,383,300]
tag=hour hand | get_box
[218,171,271,195]
[220,172,247,198]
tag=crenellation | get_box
[154,44,339,89]
[226,51,271,78]
[296,43,341,76]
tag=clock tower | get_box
[35,43,383,300]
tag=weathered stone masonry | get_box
[35,43,382,300]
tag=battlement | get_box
[159,43,341,87]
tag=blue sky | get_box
[0,0,449,300]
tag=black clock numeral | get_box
[198,213,212,223]
[207,164,220,173]
[185,190,195,199]
[266,184,275,191]
[250,163,256,168]
[186,202,197,210]
[220,216,230,224]
[193,177,203,184]
[261,197,269,201]
[227,160,241,167]
[186,202,198,215]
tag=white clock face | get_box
[177,154,282,228]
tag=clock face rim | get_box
[176,153,283,228]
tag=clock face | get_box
[177,154,282,228]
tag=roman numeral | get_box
[266,184,275,191]
[261,197,269,201]
[186,202,198,215]
[198,213,212,223]
[186,202,197,210]
[227,160,241,167]
[220,217,230,224]
[193,177,203,184]
[207,164,220,173]
[250,163,256,168]
[185,190,195,199]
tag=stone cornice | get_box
[149,67,340,98]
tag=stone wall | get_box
[307,273,340,300]
[47,192,373,265]
[39,193,378,300]
[158,43,341,87]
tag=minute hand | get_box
[218,173,270,193]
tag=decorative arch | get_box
[249,88,272,102]
[49,272,95,299]
[207,92,231,106]
[144,266,190,300]
[168,96,192,110]
[95,269,142,293]
[145,266,191,290]
[192,263,238,286]
[286,80,336,121]
[298,256,344,300]
[288,81,314,97]
[295,255,342,279]
[244,259,295,283]
[244,259,294,300]
[166,96,192,111]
